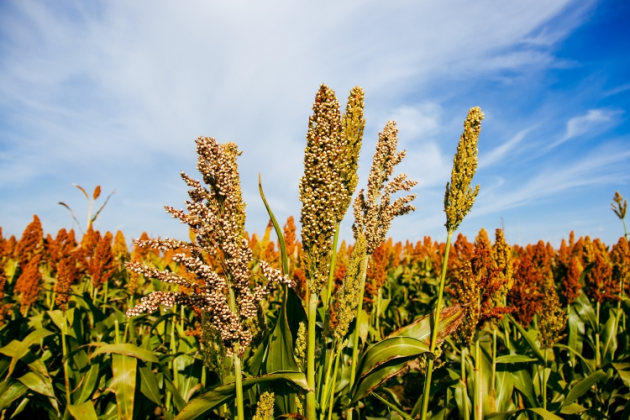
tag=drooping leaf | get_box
[388,305,465,345]
[0,381,27,411]
[175,371,310,420]
[112,354,137,420]
[91,343,159,363]
[17,371,55,398]
[356,337,429,380]
[573,290,597,331]
[562,370,606,408]
[7,328,54,377]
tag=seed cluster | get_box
[353,121,417,254]
[127,137,293,355]
[444,107,483,232]
[299,84,346,293]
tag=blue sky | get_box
[1,0,629,247]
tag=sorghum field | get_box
[0,85,628,420]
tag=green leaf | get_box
[507,315,544,363]
[91,343,159,363]
[74,363,99,404]
[165,378,187,412]
[17,371,55,398]
[175,371,309,420]
[0,341,20,358]
[357,337,429,380]
[139,365,162,406]
[562,370,606,408]
[265,281,300,414]
[388,305,465,346]
[600,313,617,365]
[495,354,537,364]
[495,370,514,413]
[112,354,137,420]
[7,328,54,378]
[559,403,587,415]
[0,381,27,411]
[509,368,536,408]
[68,402,99,420]
[573,289,597,331]
[527,408,563,420]
[352,356,416,403]
[613,363,630,388]
[258,174,288,275]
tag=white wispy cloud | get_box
[473,141,630,216]
[479,127,535,168]
[0,0,606,244]
[550,108,622,148]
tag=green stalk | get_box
[171,305,178,388]
[474,337,482,420]
[307,291,319,420]
[319,345,336,413]
[419,230,453,420]
[462,347,469,420]
[492,327,497,411]
[233,353,245,420]
[226,287,245,419]
[61,319,72,408]
[596,300,601,368]
[542,349,548,410]
[347,254,370,420]
[326,349,342,420]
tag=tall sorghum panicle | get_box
[421,107,483,420]
[338,86,366,220]
[346,120,416,420]
[584,239,618,303]
[299,84,345,294]
[611,191,628,238]
[127,137,294,357]
[449,228,514,344]
[508,250,544,327]
[539,271,567,349]
[14,215,45,314]
[611,237,629,299]
[332,234,367,344]
[0,229,16,324]
[352,121,417,254]
[444,107,484,232]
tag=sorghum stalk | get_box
[346,120,416,420]
[349,255,370,387]
[326,349,342,420]
[475,337,482,420]
[421,106,484,420]
[492,327,497,410]
[61,319,71,409]
[419,230,453,419]
[596,301,601,368]
[462,347,469,420]
[306,291,318,420]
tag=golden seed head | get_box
[539,271,567,348]
[444,107,484,232]
[338,86,366,218]
[333,233,368,343]
[253,391,275,420]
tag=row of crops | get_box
[1,84,629,419]
[0,214,628,419]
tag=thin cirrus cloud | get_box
[549,108,622,148]
[1,0,627,247]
